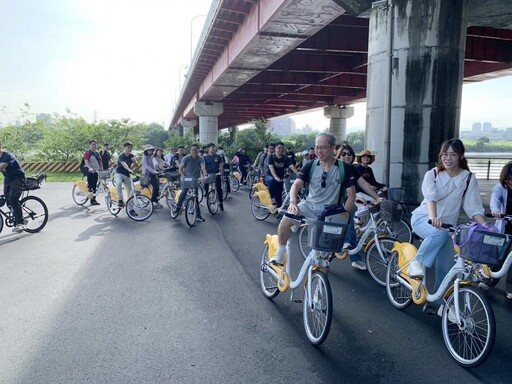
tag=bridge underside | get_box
[172,0,512,130]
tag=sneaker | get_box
[268,248,285,265]
[90,199,100,206]
[153,202,163,209]
[219,203,224,211]
[196,216,205,222]
[351,261,367,271]
[12,224,25,233]
[437,304,457,323]
[118,200,124,208]
[507,293,512,300]
[408,259,425,278]
[129,209,138,217]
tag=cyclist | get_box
[218,147,231,195]
[408,139,487,296]
[0,140,26,232]
[268,133,357,265]
[173,143,208,222]
[153,148,169,173]
[165,147,175,169]
[99,143,112,170]
[114,142,138,208]
[355,150,387,194]
[260,143,275,180]
[203,143,224,211]
[253,144,267,178]
[265,142,299,210]
[142,144,163,209]
[83,139,103,206]
[235,147,251,185]
[173,146,186,170]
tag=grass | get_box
[0,172,83,183]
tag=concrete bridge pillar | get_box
[366,0,467,203]
[324,106,354,144]
[181,119,197,137]
[194,102,224,144]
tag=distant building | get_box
[472,122,481,133]
[482,122,492,133]
[268,117,295,136]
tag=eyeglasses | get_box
[340,151,352,157]
[315,145,332,151]
[361,155,370,158]
[321,171,327,188]
[441,152,459,159]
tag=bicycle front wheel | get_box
[105,194,121,216]
[385,252,412,309]
[382,220,412,243]
[259,244,279,299]
[442,286,495,368]
[21,196,49,233]
[72,184,88,205]
[207,190,219,215]
[185,197,197,227]
[366,238,396,286]
[251,195,270,221]
[230,175,240,192]
[197,185,204,204]
[298,225,311,260]
[303,271,332,345]
[126,195,153,221]
[221,180,229,200]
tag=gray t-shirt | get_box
[180,155,205,178]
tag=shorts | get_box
[296,201,319,220]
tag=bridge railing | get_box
[465,153,512,180]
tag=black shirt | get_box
[116,153,135,177]
[100,150,111,169]
[267,154,292,179]
[204,154,222,174]
[0,151,25,184]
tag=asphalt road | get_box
[1,182,511,384]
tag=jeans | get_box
[204,174,223,203]
[114,173,132,203]
[176,187,201,216]
[346,205,362,263]
[150,174,159,203]
[265,175,283,207]
[4,178,24,225]
[411,213,455,291]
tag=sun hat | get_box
[302,150,309,156]
[356,150,375,164]
[143,144,155,151]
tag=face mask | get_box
[218,150,224,155]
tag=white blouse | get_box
[412,168,484,225]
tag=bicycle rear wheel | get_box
[197,185,204,204]
[303,271,332,345]
[382,219,412,243]
[126,195,153,221]
[259,244,279,299]
[230,175,240,192]
[442,286,495,368]
[251,195,270,221]
[21,196,49,233]
[366,238,396,286]
[221,180,229,200]
[207,190,219,215]
[185,197,197,227]
[105,194,121,216]
[298,225,311,260]
[385,252,412,309]
[72,184,88,205]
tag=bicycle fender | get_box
[443,281,472,302]
[252,182,268,193]
[75,180,89,193]
[255,190,272,206]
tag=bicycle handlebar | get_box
[427,219,454,230]
[485,212,512,221]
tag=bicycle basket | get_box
[307,218,349,253]
[380,200,402,221]
[454,225,511,266]
[181,177,199,189]
[387,187,405,202]
[97,170,111,180]
[205,174,217,184]
[165,172,180,182]
[22,177,40,191]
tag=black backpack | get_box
[80,150,94,176]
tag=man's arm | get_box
[344,185,356,211]
[268,165,280,181]
[288,164,299,175]
[287,178,304,214]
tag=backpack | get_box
[80,150,94,176]
[309,159,346,204]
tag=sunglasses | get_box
[340,151,352,157]
[321,171,327,188]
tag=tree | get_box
[346,131,365,153]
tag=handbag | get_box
[140,174,151,187]
[453,222,507,266]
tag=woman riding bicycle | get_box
[142,144,163,209]
[408,139,488,295]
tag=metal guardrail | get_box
[466,153,512,180]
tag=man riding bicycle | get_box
[0,141,26,233]
[269,133,357,264]
[203,143,225,211]
[265,141,299,210]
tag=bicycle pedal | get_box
[293,299,303,303]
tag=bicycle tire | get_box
[259,244,279,299]
[0,215,3,233]
[230,175,240,192]
[126,195,153,221]
[246,174,254,190]
[72,184,88,205]
[168,191,180,219]
[298,225,311,260]
[197,185,204,204]
[207,190,219,215]
[303,271,333,345]
[251,195,271,221]
[184,197,197,227]
[221,180,229,200]
[385,252,412,309]
[381,219,412,243]
[366,238,396,286]
[442,285,496,368]
[21,196,49,233]
[105,194,121,216]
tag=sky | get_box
[1,0,511,132]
